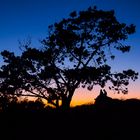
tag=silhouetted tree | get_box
[0,6,138,109]
[15,98,45,111]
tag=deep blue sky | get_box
[0,0,140,99]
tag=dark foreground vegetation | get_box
[0,96,140,140]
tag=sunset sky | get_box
[0,0,140,106]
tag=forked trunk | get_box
[61,89,75,110]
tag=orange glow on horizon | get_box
[22,80,140,107]
[71,80,140,107]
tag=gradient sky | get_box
[0,0,140,106]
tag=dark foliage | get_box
[0,96,46,112]
[0,6,138,109]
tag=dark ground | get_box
[0,100,140,140]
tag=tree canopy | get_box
[0,6,138,109]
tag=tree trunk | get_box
[61,99,70,110]
[61,89,75,110]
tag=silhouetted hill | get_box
[0,97,140,140]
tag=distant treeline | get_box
[0,94,140,112]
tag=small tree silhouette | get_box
[0,6,138,109]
